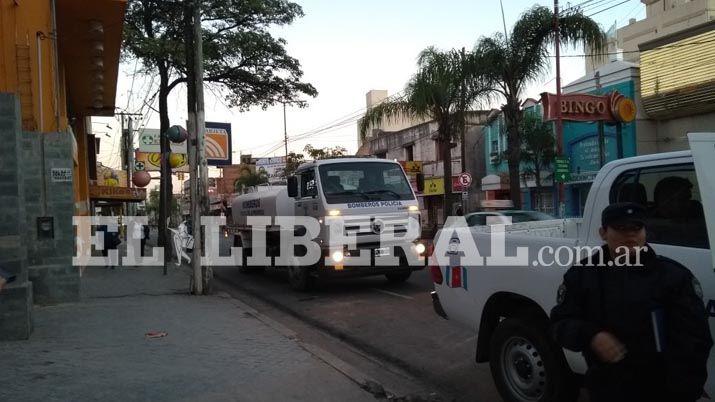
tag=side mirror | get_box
[416,173,425,192]
[287,176,298,198]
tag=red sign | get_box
[541,91,636,123]
[452,176,467,192]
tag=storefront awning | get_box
[56,0,127,116]
[481,174,509,191]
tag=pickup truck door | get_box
[689,133,715,264]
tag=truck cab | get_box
[233,157,426,290]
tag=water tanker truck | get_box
[230,157,426,290]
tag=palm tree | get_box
[359,47,491,222]
[472,5,604,209]
[520,111,556,211]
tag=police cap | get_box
[601,202,646,228]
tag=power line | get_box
[550,37,715,57]
[249,90,408,156]
[588,0,632,17]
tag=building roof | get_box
[563,60,639,93]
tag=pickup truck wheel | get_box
[385,271,411,283]
[489,317,578,402]
[288,266,314,291]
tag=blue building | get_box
[480,61,640,217]
[481,100,555,213]
[561,61,639,216]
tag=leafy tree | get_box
[472,5,604,208]
[520,111,555,210]
[122,0,318,134]
[283,144,347,176]
[359,48,490,221]
[303,144,347,160]
[284,151,305,177]
[146,188,180,226]
[234,170,268,193]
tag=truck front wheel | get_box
[385,271,411,283]
[288,266,315,291]
[489,317,578,402]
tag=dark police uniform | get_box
[550,203,712,402]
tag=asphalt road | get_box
[213,240,501,402]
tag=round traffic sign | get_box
[458,172,472,187]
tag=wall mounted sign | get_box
[51,168,72,182]
[89,186,147,202]
[541,91,636,123]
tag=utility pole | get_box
[554,0,565,217]
[185,0,200,294]
[595,71,605,167]
[283,102,288,158]
[195,0,209,294]
[186,0,208,294]
[159,114,172,276]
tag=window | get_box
[435,140,443,161]
[610,163,709,249]
[405,145,414,161]
[318,162,414,204]
[300,169,316,198]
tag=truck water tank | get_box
[231,186,292,227]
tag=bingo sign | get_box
[205,122,232,166]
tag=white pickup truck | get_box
[431,133,715,402]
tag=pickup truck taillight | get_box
[430,266,443,284]
[426,244,443,284]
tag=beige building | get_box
[357,90,429,147]
[583,0,715,153]
[618,0,715,64]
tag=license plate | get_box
[375,247,390,257]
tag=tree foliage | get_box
[283,144,347,176]
[359,47,491,221]
[520,111,555,209]
[472,5,604,209]
[146,188,180,226]
[303,144,347,160]
[123,0,318,132]
[234,170,268,193]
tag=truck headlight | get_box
[331,250,344,263]
[408,205,419,212]
[415,243,426,255]
[328,209,341,216]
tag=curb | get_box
[215,290,394,399]
[213,272,432,383]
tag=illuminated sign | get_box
[206,122,232,166]
[135,150,189,173]
[541,91,636,123]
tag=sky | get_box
[94,0,646,184]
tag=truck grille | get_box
[343,214,411,237]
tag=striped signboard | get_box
[205,122,232,166]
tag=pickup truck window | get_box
[610,163,709,249]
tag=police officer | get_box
[550,202,712,402]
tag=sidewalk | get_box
[0,264,376,402]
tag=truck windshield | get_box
[318,162,415,204]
